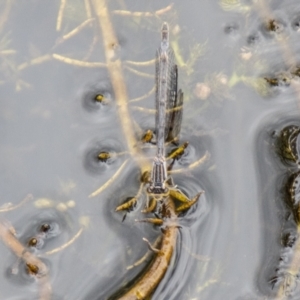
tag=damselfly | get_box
[148,22,184,194]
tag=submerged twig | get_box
[0,194,32,212]
[89,159,129,198]
[125,65,154,79]
[90,0,151,172]
[125,59,155,67]
[56,0,67,31]
[44,227,83,255]
[52,53,106,68]
[112,4,173,17]
[84,0,92,19]
[58,18,94,44]
[18,55,52,71]
[0,0,13,32]
[168,151,210,174]
[126,236,162,270]
[131,106,156,114]
[129,86,155,103]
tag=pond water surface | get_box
[1,0,300,299]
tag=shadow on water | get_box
[3,0,300,299]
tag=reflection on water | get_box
[2,0,300,299]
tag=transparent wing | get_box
[155,40,175,156]
[166,65,184,142]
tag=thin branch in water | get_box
[125,65,154,79]
[168,151,210,174]
[84,0,92,19]
[126,241,157,270]
[182,242,210,262]
[52,53,106,68]
[131,106,156,114]
[82,31,98,61]
[112,4,174,17]
[129,86,155,103]
[38,276,52,300]
[56,0,67,31]
[44,227,83,255]
[131,119,145,139]
[18,55,52,71]
[90,0,151,172]
[125,59,155,67]
[0,194,33,213]
[57,18,94,44]
[0,49,16,55]
[0,0,13,32]
[89,159,129,198]
[143,237,161,253]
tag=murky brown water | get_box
[2,0,300,299]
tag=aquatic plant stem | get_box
[90,0,150,172]
[118,198,177,300]
[112,4,173,17]
[0,0,13,31]
[56,0,67,31]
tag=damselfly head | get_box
[147,186,169,198]
[161,22,169,41]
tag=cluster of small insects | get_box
[24,222,59,275]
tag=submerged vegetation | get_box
[272,125,300,299]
